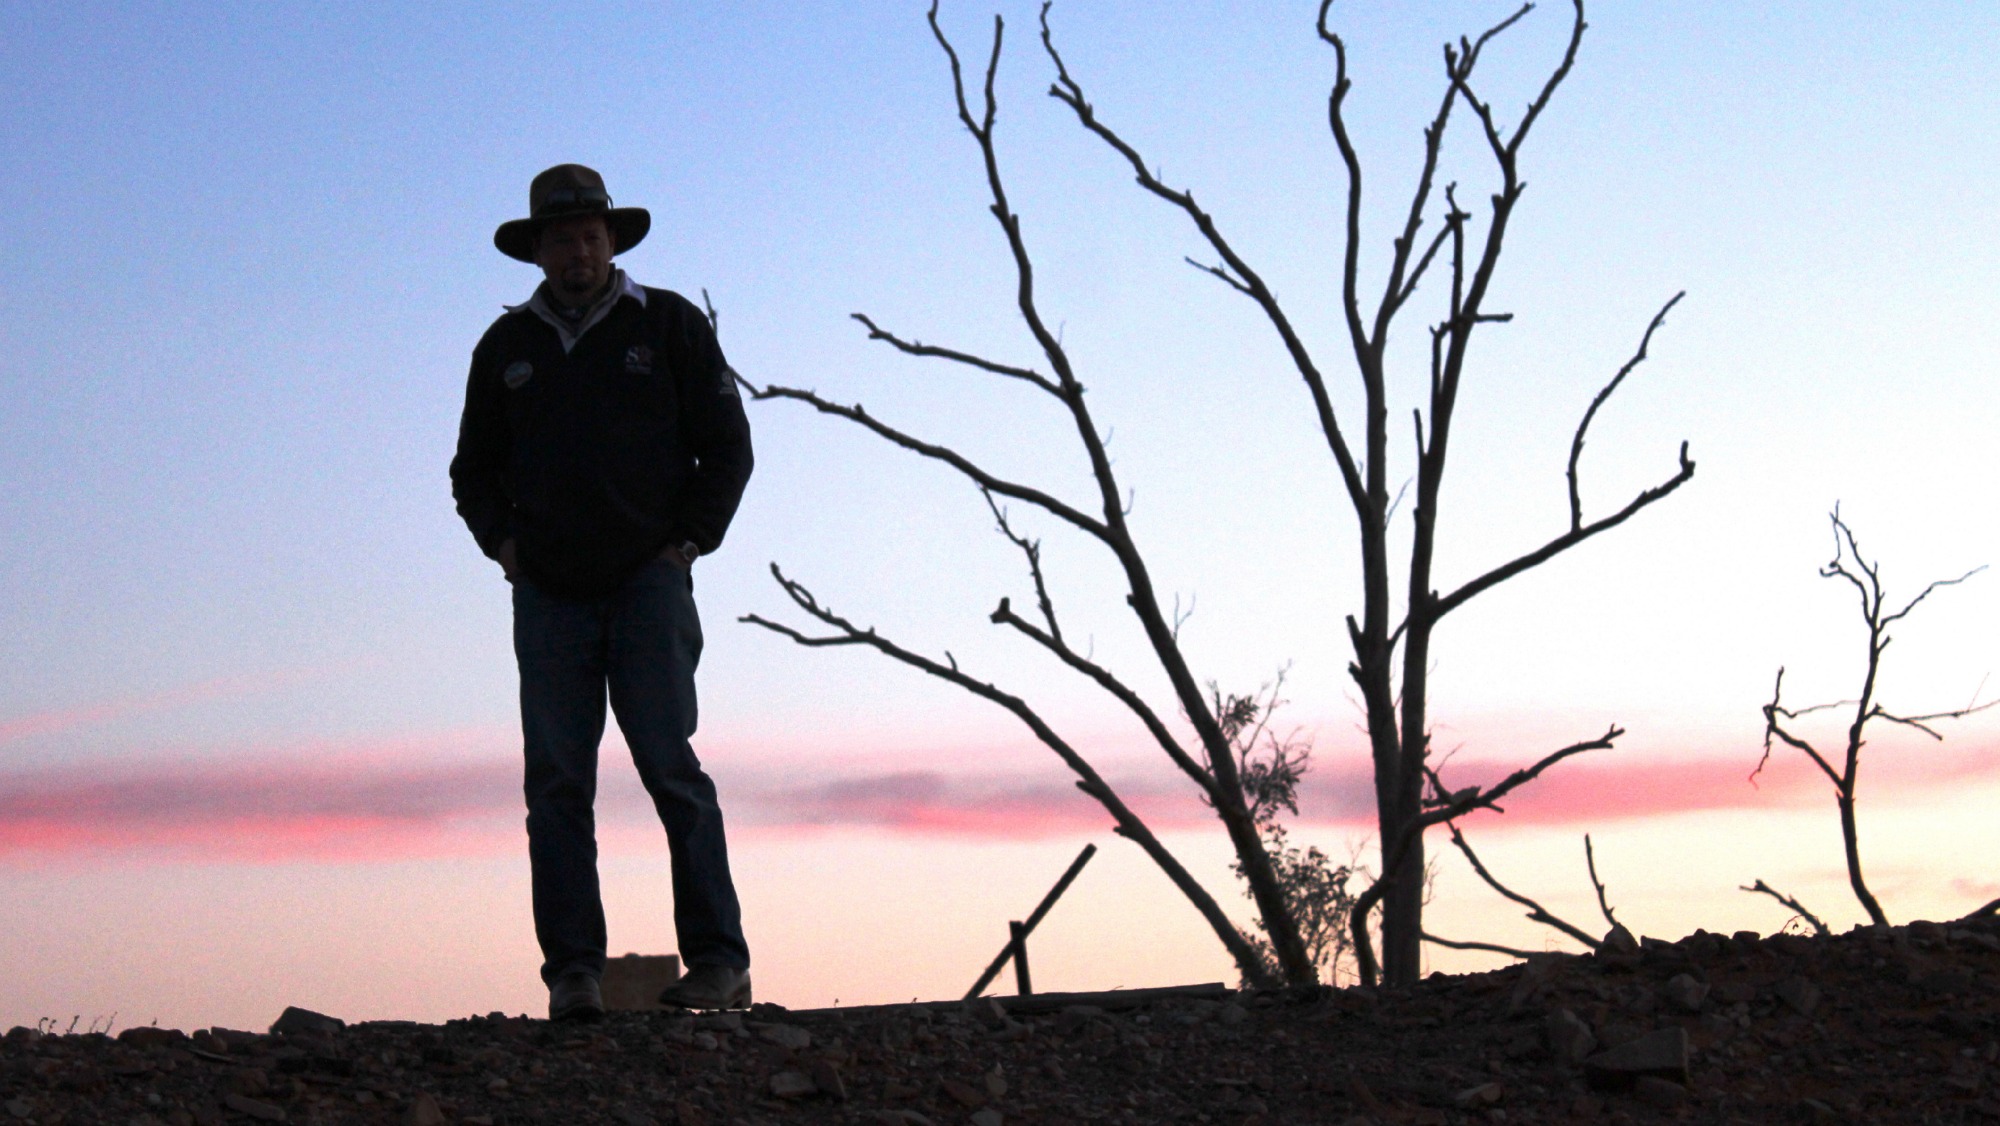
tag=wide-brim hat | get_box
[494,163,651,263]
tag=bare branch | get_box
[1421,931,1537,960]
[1351,726,1620,984]
[1740,879,1830,937]
[851,313,1062,397]
[1584,833,1618,929]
[1045,3,1367,516]
[1756,668,1844,788]
[1425,443,1695,626]
[1444,822,1602,950]
[1568,292,1684,530]
[1183,257,1256,298]
[988,595,1215,797]
[1882,566,1987,628]
[752,382,1110,543]
[984,491,1063,643]
[747,561,1271,983]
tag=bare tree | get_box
[749,0,1694,990]
[1033,0,1695,984]
[1751,507,1990,928]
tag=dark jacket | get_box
[450,280,754,599]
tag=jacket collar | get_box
[508,269,648,354]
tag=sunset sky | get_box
[4,1,1999,1032]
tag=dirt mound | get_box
[4,911,1996,1124]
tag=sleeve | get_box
[665,295,755,555]
[449,334,515,559]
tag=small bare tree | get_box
[1749,508,1990,929]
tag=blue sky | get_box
[3,2,1999,1026]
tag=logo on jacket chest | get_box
[503,360,534,389]
[624,345,654,374]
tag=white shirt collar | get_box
[507,269,648,354]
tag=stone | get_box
[756,1022,812,1051]
[1583,1026,1690,1088]
[1454,1081,1504,1107]
[691,1031,719,1051]
[1774,976,1821,1016]
[1544,1008,1596,1065]
[970,1110,1004,1126]
[5,1098,33,1120]
[810,1059,848,1101]
[222,1093,288,1123]
[268,1007,344,1037]
[402,1092,445,1126]
[674,1098,705,1126]
[768,1070,816,1099]
[882,1079,922,1100]
[1712,981,1756,1005]
[1217,1003,1249,1025]
[1634,1076,1689,1108]
[1601,924,1640,956]
[118,1026,187,1049]
[984,1064,1008,1098]
[940,1076,987,1107]
[601,953,681,1012]
[1662,973,1709,1012]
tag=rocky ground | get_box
[4,910,1997,1126]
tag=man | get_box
[451,164,754,1020]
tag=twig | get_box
[1740,879,1830,937]
[1422,931,1538,960]
[1443,822,1602,950]
[1568,292,1684,530]
[1584,833,1618,929]
[851,313,1062,397]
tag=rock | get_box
[695,1011,744,1034]
[1217,1003,1249,1025]
[769,1070,816,1099]
[1913,968,1975,995]
[1545,1008,1596,1065]
[881,1079,922,1100]
[1712,981,1756,1005]
[940,1076,987,1108]
[757,1022,812,1051]
[970,1110,1004,1126]
[118,1026,187,1049]
[1774,976,1821,1016]
[1583,1026,1690,1088]
[673,1098,705,1126]
[810,1059,848,1101]
[267,1007,343,1037]
[1601,924,1641,956]
[402,1092,445,1126]
[601,953,681,1012]
[691,1031,719,1051]
[222,1093,287,1122]
[1454,1081,1504,1107]
[1663,973,1709,1012]
[5,1098,33,1120]
[1634,1076,1689,1108]
[984,1064,1007,1098]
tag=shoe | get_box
[548,971,604,1022]
[657,964,752,1010]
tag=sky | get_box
[3,1,2000,1031]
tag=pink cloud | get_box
[0,669,327,745]
[4,730,1993,862]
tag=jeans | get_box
[512,558,749,985]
